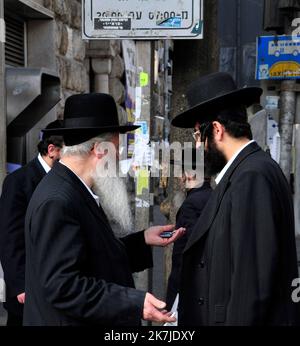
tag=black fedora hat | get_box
[41,119,64,140]
[171,72,263,128]
[42,93,140,146]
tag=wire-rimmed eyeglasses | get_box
[192,122,212,143]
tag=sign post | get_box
[82,0,204,312]
[256,34,298,186]
[256,35,300,80]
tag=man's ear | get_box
[93,142,108,159]
[212,121,225,142]
[47,144,56,158]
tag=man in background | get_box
[172,72,299,325]
[166,149,212,311]
[0,120,63,326]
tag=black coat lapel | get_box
[184,178,230,252]
[32,157,47,179]
[184,142,261,252]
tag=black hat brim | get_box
[42,125,140,146]
[171,87,263,128]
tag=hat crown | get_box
[171,72,262,128]
[187,72,237,107]
[40,93,140,146]
[64,93,119,127]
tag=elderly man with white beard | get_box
[23,93,185,326]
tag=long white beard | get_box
[92,172,133,237]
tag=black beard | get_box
[204,137,227,177]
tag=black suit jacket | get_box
[0,158,46,315]
[179,142,300,326]
[24,162,153,326]
[166,182,212,309]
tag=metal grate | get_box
[5,15,25,67]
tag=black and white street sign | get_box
[83,0,203,40]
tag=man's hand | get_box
[143,293,177,324]
[17,292,25,304]
[144,225,185,246]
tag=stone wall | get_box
[43,0,89,118]
[42,0,128,120]
[87,40,127,123]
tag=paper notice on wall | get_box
[0,19,5,43]
[270,132,281,164]
[267,114,281,163]
[265,96,280,110]
[134,121,149,143]
[136,169,149,195]
[122,40,137,123]
[139,71,149,87]
[133,145,153,167]
[135,87,142,119]
[132,121,153,166]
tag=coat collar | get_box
[183,142,261,253]
[32,156,47,177]
[52,162,112,230]
[186,181,212,197]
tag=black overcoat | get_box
[166,182,212,309]
[0,158,46,316]
[23,162,153,326]
[178,142,299,326]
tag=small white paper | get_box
[164,294,178,326]
[135,87,142,119]
[119,159,133,175]
[0,19,5,43]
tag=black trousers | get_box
[3,298,23,326]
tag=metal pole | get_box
[294,124,300,236]
[134,41,153,321]
[279,80,296,181]
[279,13,297,182]
[0,0,6,191]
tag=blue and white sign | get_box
[256,35,300,80]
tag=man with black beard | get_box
[23,93,185,326]
[171,72,299,325]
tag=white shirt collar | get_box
[38,153,51,173]
[59,161,100,207]
[215,140,256,185]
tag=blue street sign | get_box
[256,35,300,80]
